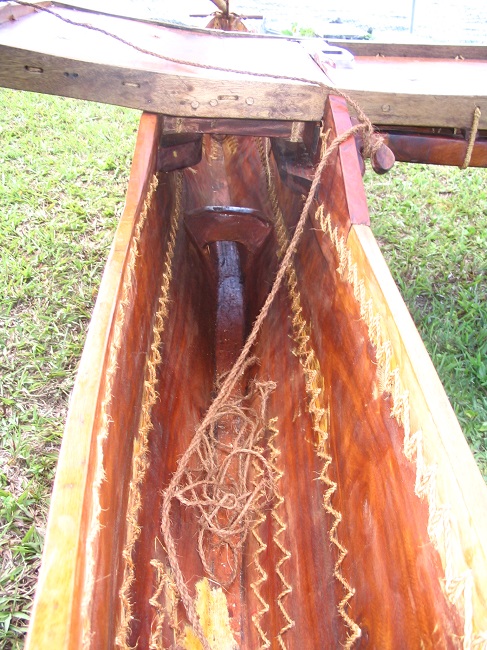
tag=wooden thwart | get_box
[0,2,487,131]
[0,3,324,120]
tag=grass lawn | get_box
[0,88,486,647]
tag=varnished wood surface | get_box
[319,96,371,228]
[346,223,487,637]
[290,195,462,649]
[185,206,270,254]
[25,112,161,649]
[382,131,487,167]
[25,103,487,648]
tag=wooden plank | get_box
[328,40,487,60]
[316,95,370,228]
[0,5,325,121]
[271,138,315,194]
[330,56,487,130]
[382,131,487,167]
[344,89,487,130]
[162,115,306,139]
[1,5,487,130]
[346,223,487,637]
[24,112,161,650]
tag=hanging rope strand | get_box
[159,115,376,648]
[12,1,321,86]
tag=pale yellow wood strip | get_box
[24,113,160,650]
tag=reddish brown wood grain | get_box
[27,103,487,649]
[185,206,270,254]
[316,96,371,230]
[158,133,203,171]
[25,112,162,649]
[126,183,217,645]
[291,220,463,647]
[382,131,487,167]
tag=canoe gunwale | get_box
[312,216,487,643]
[25,112,161,649]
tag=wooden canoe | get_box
[25,96,487,649]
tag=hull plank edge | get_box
[349,223,487,636]
[24,112,160,650]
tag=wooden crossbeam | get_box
[0,2,486,131]
[0,3,325,121]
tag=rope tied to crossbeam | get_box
[11,2,385,165]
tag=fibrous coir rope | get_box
[159,118,377,648]
[13,1,320,86]
[461,106,481,169]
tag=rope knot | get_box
[361,129,385,161]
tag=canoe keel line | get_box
[21,95,487,649]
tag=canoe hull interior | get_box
[26,101,487,649]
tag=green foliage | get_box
[282,22,317,37]
[366,163,487,477]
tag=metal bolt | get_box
[191,100,199,109]
[246,97,254,105]
[209,99,218,107]
[382,104,391,113]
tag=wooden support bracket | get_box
[161,115,310,141]
[158,133,203,172]
[271,139,316,194]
